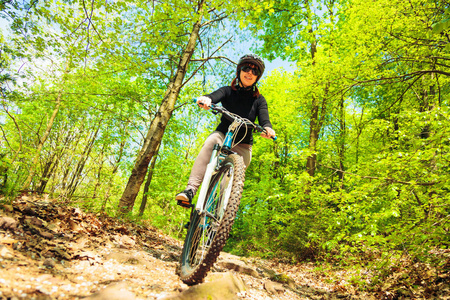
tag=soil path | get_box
[0,195,447,299]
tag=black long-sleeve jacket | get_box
[205,86,273,145]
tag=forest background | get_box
[1,0,449,293]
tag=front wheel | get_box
[179,154,245,285]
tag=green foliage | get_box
[432,8,450,34]
[225,0,450,291]
[0,0,239,201]
[0,0,449,294]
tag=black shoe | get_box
[176,189,194,208]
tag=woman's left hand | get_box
[261,127,276,139]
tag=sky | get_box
[230,37,296,78]
[265,57,296,76]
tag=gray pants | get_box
[186,131,252,195]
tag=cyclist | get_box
[176,53,276,208]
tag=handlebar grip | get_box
[255,124,277,141]
[193,98,215,108]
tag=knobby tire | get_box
[179,154,245,285]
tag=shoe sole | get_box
[176,194,190,201]
[176,194,192,208]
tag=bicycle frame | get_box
[193,101,274,215]
[195,122,240,215]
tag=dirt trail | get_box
[0,195,448,299]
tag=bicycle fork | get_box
[195,144,221,213]
[195,129,235,214]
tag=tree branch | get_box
[180,36,233,89]
[201,13,228,27]
[190,55,236,65]
[1,100,23,164]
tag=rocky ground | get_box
[0,194,448,300]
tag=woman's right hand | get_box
[196,96,212,110]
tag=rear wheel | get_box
[179,154,245,285]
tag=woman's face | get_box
[239,63,259,88]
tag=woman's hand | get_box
[196,96,212,110]
[261,127,276,139]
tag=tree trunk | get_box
[138,143,160,216]
[92,145,106,200]
[22,89,64,190]
[306,94,319,177]
[22,64,70,190]
[304,1,320,177]
[101,139,126,212]
[66,121,101,198]
[118,1,205,214]
[37,153,59,193]
[59,124,84,195]
[337,96,345,184]
[37,126,70,194]
[303,0,337,178]
[419,75,435,139]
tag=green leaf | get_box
[432,19,450,34]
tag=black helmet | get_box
[237,53,265,81]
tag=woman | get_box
[176,53,276,207]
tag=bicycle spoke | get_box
[180,154,245,285]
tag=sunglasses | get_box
[241,65,261,76]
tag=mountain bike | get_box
[178,101,276,285]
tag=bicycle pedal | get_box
[177,200,193,208]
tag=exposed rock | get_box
[0,216,17,230]
[114,234,136,249]
[257,265,277,278]
[86,282,137,300]
[0,204,14,213]
[39,230,54,240]
[0,245,14,259]
[264,280,285,294]
[271,273,296,289]
[43,258,56,268]
[217,259,260,278]
[104,249,154,268]
[162,272,246,300]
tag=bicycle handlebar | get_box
[194,99,277,141]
